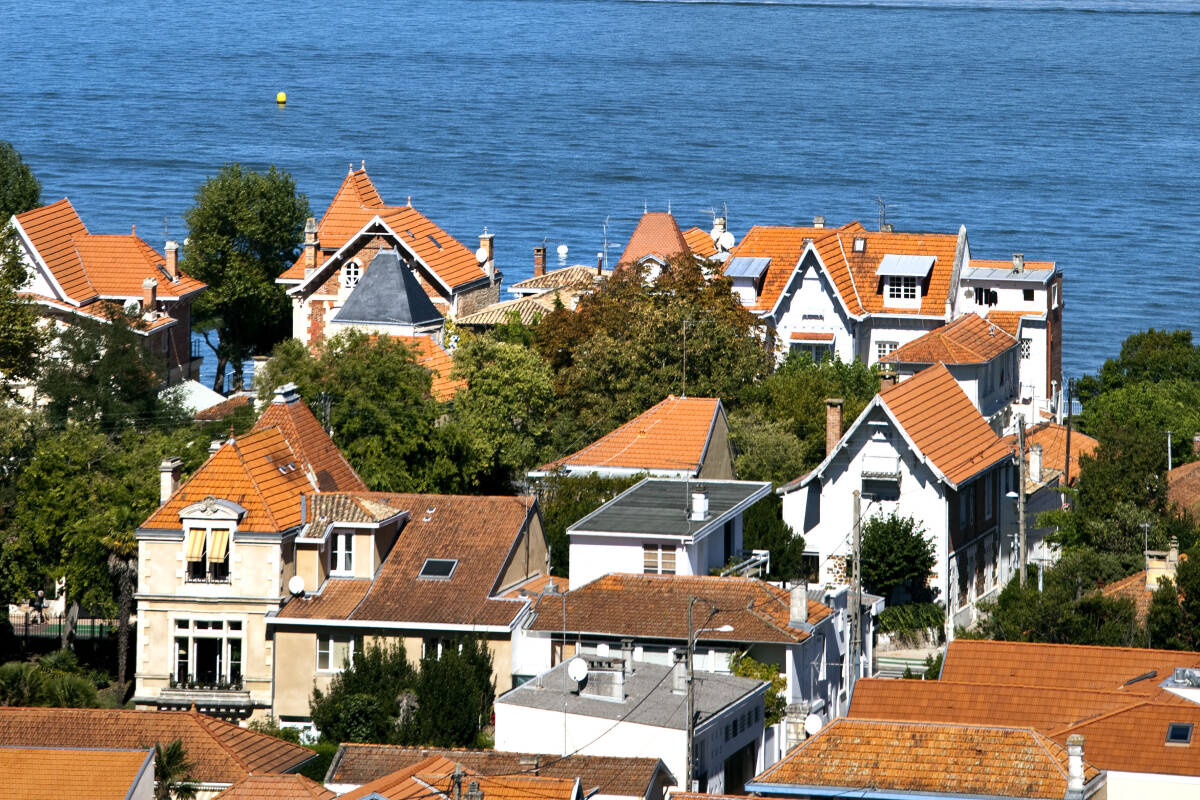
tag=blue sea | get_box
[2,0,1197,385]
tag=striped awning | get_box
[209,529,230,562]
[185,530,206,562]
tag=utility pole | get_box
[849,490,862,694]
[1064,379,1074,489]
[686,596,695,792]
[1017,420,1027,588]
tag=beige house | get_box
[267,491,549,732]
[133,384,367,719]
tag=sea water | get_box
[1,0,1197,384]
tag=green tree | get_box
[536,473,640,575]
[411,638,495,747]
[0,229,44,392]
[742,495,808,582]
[0,140,41,223]
[310,641,416,744]
[1076,329,1200,406]
[729,652,786,725]
[450,336,554,491]
[535,258,771,446]
[153,739,198,800]
[860,514,936,604]
[728,411,807,486]
[182,164,309,392]
[1148,576,1186,650]
[35,305,184,431]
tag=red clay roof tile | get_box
[881,312,1017,365]
[0,746,152,800]
[618,212,691,266]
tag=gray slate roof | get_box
[333,249,444,327]
[570,478,771,538]
[498,660,765,730]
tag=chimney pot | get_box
[533,246,546,278]
[690,490,709,522]
[790,581,809,626]
[825,398,844,457]
[880,223,894,233]
[164,240,179,280]
[596,251,604,276]
[1012,253,1025,273]
[141,277,157,314]
[158,456,183,505]
[274,383,301,405]
[813,216,825,229]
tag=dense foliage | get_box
[0,140,41,224]
[729,651,787,725]
[860,514,937,604]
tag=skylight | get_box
[1167,723,1193,744]
[419,558,457,579]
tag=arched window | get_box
[343,261,361,289]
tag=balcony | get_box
[861,454,902,480]
[155,680,253,719]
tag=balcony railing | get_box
[861,454,902,480]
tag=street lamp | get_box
[687,595,734,792]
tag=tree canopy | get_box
[860,513,936,604]
[0,140,41,224]
[182,164,309,392]
[0,230,43,392]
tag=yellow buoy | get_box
[276,91,287,105]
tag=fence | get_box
[7,612,116,643]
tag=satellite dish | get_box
[123,298,141,315]
[288,575,305,596]
[718,231,736,251]
[566,656,589,683]
[475,246,489,264]
[557,244,569,259]
[804,713,823,736]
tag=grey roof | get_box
[960,266,1055,284]
[876,253,936,277]
[497,660,766,730]
[724,256,771,279]
[333,249,444,327]
[569,478,771,538]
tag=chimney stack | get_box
[1029,443,1043,483]
[880,223,894,233]
[274,383,301,405]
[533,246,546,278]
[621,638,635,675]
[1012,253,1025,273]
[141,277,157,315]
[813,216,825,229]
[1192,434,1200,456]
[209,439,223,454]
[303,217,319,275]
[672,651,688,695]
[479,229,495,279]
[164,240,179,280]
[1170,536,1180,568]
[159,457,183,505]
[790,581,809,626]
[1065,734,1085,799]
[825,398,844,457]
[596,251,604,277]
[690,490,709,522]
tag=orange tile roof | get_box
[847,677,1165,734]
[940,639,1200,698]
[276,493,538,627]
[1024,422,1098,486]
[1056,701,1200,777]
[15,199,205,303]
[214,774,336,800]
[339,754,579,800]
[284,168,486,290]
[881,312,1016,365]
[535,396,722,475]
[750,718,1098,799]
[681,227,718,258]
[143,396,365,532]
[193,393,253,422]
[499,573,567,598]
[285,577,373,618]
[985,309,1043,338]
[788,331,834,341]
[728,222,960,318]
[880,363,1013,486]
[1168,460,1200,518]
[252,394,367,492]
[0,746,152,800]
[526,574,831,644]
[456,293,564,327]
[1099,570,1155,622]
[394,334,465,402]
[327,744,670,796]
[0,708,313,784]
[618,212,691,266]
[21,293,178,333]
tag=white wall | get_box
[771,263,856,364]
[569,537,690,590]
[860,317,941,366]
[1106,770,1200,800]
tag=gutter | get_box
[744,782,1059,800]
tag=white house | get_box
[779,363,1017,632]
[495,656,767,795]
[566,478,771,590]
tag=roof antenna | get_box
[162,216,169,243]
[875,196,888,231]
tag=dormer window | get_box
[877,254,933,309]
[419,558,458,579]
[331,532,354,575]
[185,528,230,583]
[343,260,362,289]
[887,276,919,300]
[853,236,866,253]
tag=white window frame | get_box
[331,532,354,576]
[343,260,362,289]
[642,544,677,575]
[886,276,918,300]
[172,617,244,687]
[876,340,898,362]
[1020,338,1032,359]
[317,634,356,673]
[184,525,232,583]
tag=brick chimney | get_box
[790,581,809,627]
[596,251,604,277]
[164,240,179,280]
[303,217,319,275]
[825,398,844,457]
[141,277,157,314]
[159,457,183,505]
[533,245,546,278]
[479,229,495,279]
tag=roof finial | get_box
[644,200,647,214]
[131,224,136,235]
[407,195,412,207]
[668,199,671,214]
[348,162,354,174]
[361,159,366,171]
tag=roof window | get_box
[419,558,458,580]
[853,236,866,253]
[1167,723,1193,745]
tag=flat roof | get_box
[960,266,1054,284]
[497,660,765,730]
[569,478,771,538]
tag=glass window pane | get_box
[661,548,676,574]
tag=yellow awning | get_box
[209,529,230,562]
[185,530,206,562]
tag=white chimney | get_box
[690,491,709,522]
[274,383,301,404]
[813,216,826,229]
[790,582,809,626]
[1029,443,1043,483]
[1012,253,1025,273]
[621,638,635,675]
[1066,734,1085,798]
[672,651,688,695]
[158,457,183,505]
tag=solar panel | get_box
[724,256,771,279]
